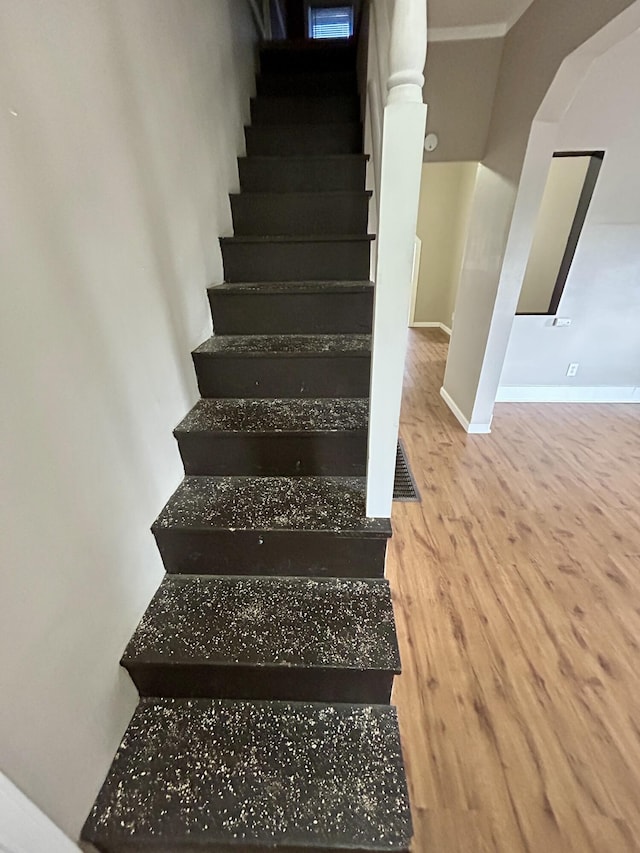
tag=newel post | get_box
[387,0,427,104]
[365,0,427,518]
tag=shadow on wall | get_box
[0,0,256,839]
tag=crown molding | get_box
[427,23,507,42]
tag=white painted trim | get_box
[407,235,421,325]
[410,321,452,335]
[0,772,79,852]
[440,386,492,433]
[428,23,507,42]
[497,385,640,403]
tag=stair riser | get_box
[176,433,367,476]
[221,240,371,282]
[84,830,410,853]
[154,529,387,577]
[193,354,371,398]
[260,46,356,74]
[230,193,369,236]
[209,290,373,334]
[245,124,362,156]
[257,70,358,96]
[125,663,394,704]
[238,156,367,193]
[251,96,360,125]
[86,838,409,853]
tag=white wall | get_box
[0,0,256,841]
[0,771,78,853]
[440,0,639,431]
[413,162,477,327]
[500,30,640,395]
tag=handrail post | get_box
[365,0,427,518]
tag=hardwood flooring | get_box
[388,328,640,853]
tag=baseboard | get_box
[0,771,78,852]
[496,385,640,403]
[439,387,492,434]
[410,321,452,336]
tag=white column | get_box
[365,0,427,518]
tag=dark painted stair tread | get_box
[208,281,373,336]
[260,37,356,51]
[153,476,391,536]
[174,399,369,478]
[230,191,371,236]
[193,333,371,357]
[245,121,361,135]
[122,574,399,672]
[256,70,358,96]
[175,398,368,434]
[240,153,369,164]
[230,190,372,199]
[238,154,369,193]
[220,233,375,244]
[210,279,373,294]
[250,95,360,124]
[245,123,362,156]
[82,697,412,852]
[252,95,359,106]
[260,39,357,75]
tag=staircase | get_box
[81,38,412,853]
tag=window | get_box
[516,152,604,315]
[308,6,354,39]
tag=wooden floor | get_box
[388,329,640,853]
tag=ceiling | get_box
[428,0,536,39]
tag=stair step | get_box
[122,575,399,703]
[81,697,412,852]
[260,38,357,74]
[245,122,362,156]
[192,334,371,399]
[175,397,368,476]
[220,234,373,282]
[152,475,391,576]
[251,95,360,125]
[257,70,358,96]
[238,154,368,192]
[210,280,373,293]
[210,279,373,335]
[230,191,371,236]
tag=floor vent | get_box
[393,440,420,503]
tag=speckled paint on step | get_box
[154,476,390,534]
[123,575,399,671]
[193,333,371,356]
[210,279,373,293]
[175,398,368,434]
[81,698,412,851]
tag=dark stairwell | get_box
[81,38,412,853]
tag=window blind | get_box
[309,6,353,39]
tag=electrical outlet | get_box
[553,317,572,327]
[567,363,579,377]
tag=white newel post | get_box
[365,0,427,518]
